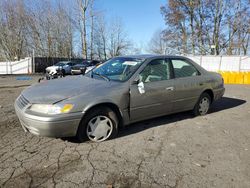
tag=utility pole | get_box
[32,49,35,73]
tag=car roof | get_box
[58,61,71,64]
[74,63,86,66]
[117,54,189,60]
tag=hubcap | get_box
[86,116,113,142]
[199,97,210,115]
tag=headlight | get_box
[29,104,74,115]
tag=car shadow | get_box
[117,97,246,139]
[62,97,246,143]
[209,97,246,113]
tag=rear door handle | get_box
[166,86,174,91]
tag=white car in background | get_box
[46,61,77,76]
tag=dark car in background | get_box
[71,60,100,75]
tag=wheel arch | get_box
[202,89,214,103]
[82,102,124,127]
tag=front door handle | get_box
[166,86,174,91]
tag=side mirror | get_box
[132,77,140,85]
[137,81,145,94]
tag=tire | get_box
[193,92,211,116]
[61,69,65,77]
[76,107,118,142]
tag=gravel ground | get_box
[0,76,249,188]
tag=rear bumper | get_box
[71,70,82,75]
[213,87,225,101]
[15,102,83,138]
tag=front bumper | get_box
[14,102,83,138]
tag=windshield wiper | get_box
[91,71,110,81]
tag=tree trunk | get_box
[90,15,94,60]
[83,8,87,59]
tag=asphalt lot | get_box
[0,75,250,188]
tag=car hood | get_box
[46,66,59,71]
[22,76,118,104]
[86,66,95,73]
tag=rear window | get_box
[54,62,65,66]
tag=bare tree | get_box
[0,0,29,60]
[148,30,167,54]
[89,0,95,60]
[108,19,132,57]
[0,0,133,61]
[78,0,90,59]
[160,0,250,55]
[93,16,131,60]
[93,16,108,60]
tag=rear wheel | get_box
[76,107,118,142]
[193,93,211,116]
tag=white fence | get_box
[187,56,250,72]
[0,56,249,74]
[0,57,32,74]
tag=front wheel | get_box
[193,93,211,116]
[76,107,118,142]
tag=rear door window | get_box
[171,59,199,78]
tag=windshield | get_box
[90,57,144,82]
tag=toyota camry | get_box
[15,55,225,142]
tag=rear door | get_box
[170,58,205,112]
[129,58,174,122]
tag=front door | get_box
[130,58,174,122]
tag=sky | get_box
[96,0,166,47]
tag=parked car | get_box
[45,61,77,76]
[15,55,225,142]
[71,60,100,75]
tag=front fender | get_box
[82,99,119,113]
[81,93,131,126]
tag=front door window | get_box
[139,59,171,83]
